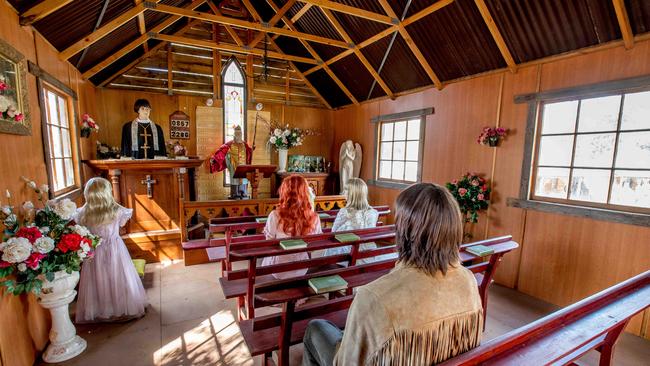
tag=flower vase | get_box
[277,148,288,173]
[38,270,87,363]
[488,138,499,147]
[80,129,90,138]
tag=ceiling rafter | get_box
[272,3,312,41]
[612,0,634,49]
[319,7,394,99]
[242,0,332,109]
[83,0,206,79]
[261,0,358,105]
[474,0,517,72]
[134,0,150,52]
[206,1,244,46]
[149,3,349,49]
[302,0,453,86]
[20,0,73,26]
[248,0,296,48]
[298,0,394,25]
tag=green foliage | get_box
[446,173,491,224]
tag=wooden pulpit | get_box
[234,165,276,199]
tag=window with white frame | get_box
[221,57,246,185]
[532,90,650,211]
[376,117,424,184]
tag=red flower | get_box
[57,233,83,253]
[25,252,45,269]
[87,121,96,128]
[452,179,458,185]
[14,113,24,122]
[481,184,488,192]
[477,193,485,201]
[0,81,7,91]
[0,260,11,268]
[16,226,42,243]
[458,188,468,197]
[82,113,90,120]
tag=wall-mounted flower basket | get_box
[478,127,506,147]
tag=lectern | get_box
[233,165,276,199]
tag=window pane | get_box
[405,162,418,182]
[534,167,570,199]
[537,135,574,166]
[380,142,392,160]
[541,101,578,134]
[57,96,69,127]
[391,161,404,180]
[50,126,62,158]
[64,158,74,187]
[392,141,405,160]
[407,119,420,140]
[61,128,72,157]
[573,133,615,168]
[621,91,650,131]
[54,159,65,192]
[381,123,393,141]
[577,95,620,132]
[46,91,59,126]
[405,141,419,161]
[379,161,391,179]
[223,85,245,143]
[615,131,650,169]
[610,170,650,208]
[223,61,244,84]
[569,169,611,203]
[394,121,406,140]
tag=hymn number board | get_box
[169,111,190,140]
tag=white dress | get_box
[261,210,323,279]
[74,206,148,323]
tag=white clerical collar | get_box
[136,118,151,124]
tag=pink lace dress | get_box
[74,206,148,323]
[261,210,322,279]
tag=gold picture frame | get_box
[0,38,31,135]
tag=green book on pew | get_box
[318,212,331,219]
[279,239,308,250]
[308,275,348,294]
[335,233,361,243]
[132,259,146,279]
[255,217,268,223]
[466,244,495,257]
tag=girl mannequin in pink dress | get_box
[262,175,322,279]
[74,177,147,323]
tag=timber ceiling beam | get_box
[149,3,349,49]
[206,1,243,46]
[83,0,206,79]
[98,20,201,87]
[20,0,73,26]
[61,3,147,60]
[261,0,357,105]
[134,0,150,52]
[320,7,394,99]
[272,3,312,40]
[303,0,453,82]
[612,0,634,49]
[474,0,516,72]
[243,0,332,109]
[298,0,394,25]
[249,0,296,48]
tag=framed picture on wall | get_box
[0,38,30,135]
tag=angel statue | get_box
[339,140,362,194]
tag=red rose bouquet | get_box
[0,177,101,295]
[446,172,491,224]
[80,113,99,138]
[477,127,507,147]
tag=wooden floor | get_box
[39,261,650,366]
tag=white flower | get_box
[1,205,11,216]
[39,184,49,194]
[283,130,291,136]
[72,224,90,237]
[40,226,50,234]
[80,242,91,252]
[1,237,32,263]
[274,129,282,137]
[292,132,297,136]
[269,136,277,144]
[17,263,27,272]
[5,190,11,199]
[77,249,87,260]
[22,201,34,212]
[26,181,37,190]
[3,214,17,226]
[47,198,77,220]
[34,236,55,254]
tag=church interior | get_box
[1,0,650,365]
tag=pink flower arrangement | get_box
[478,127,507,146]
[80,113,99,138]
[446,172,491,224]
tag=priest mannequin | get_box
[209,125,253,199]
[121,99,166,159]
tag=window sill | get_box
[52,187,82,202]
[506,198,650,228]
[367,179,413,190]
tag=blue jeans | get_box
[302,319,343,366]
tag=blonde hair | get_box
[345,178,371,211]
[79,177,120,226]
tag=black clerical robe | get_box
[120,122,166,159]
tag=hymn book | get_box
[466,245,495,257]
[308,275,348,294]
[279,239,308,250]
[335,233,361,243]
[255,217,268,223]
[318,213,331,219]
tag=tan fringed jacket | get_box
[333,262,483,366]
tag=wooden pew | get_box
[238,236,519,366]
[439,269,650,366]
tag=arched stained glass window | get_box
[221,57,246,185]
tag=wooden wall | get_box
[332,40,650,339]
[0,1,99,365]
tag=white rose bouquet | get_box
[0,178,101,295]
[267,124,317,150]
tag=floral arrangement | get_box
[80,113,99,137]
[96,141,120,159]
[268,124,318,150]
[0,75,23,122]
[446,172,490,224]
[0,178,101,295]
[477,127,507,147]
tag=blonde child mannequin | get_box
[74,177,147,323]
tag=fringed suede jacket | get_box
[333,262,483,366]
